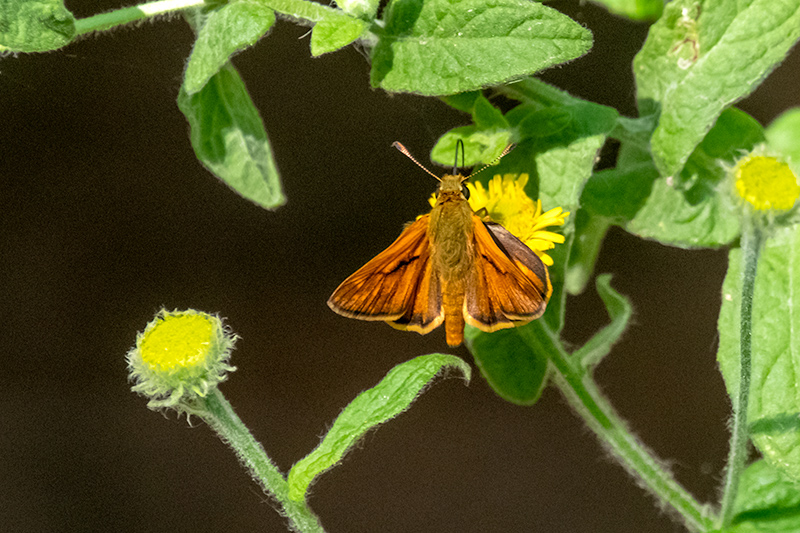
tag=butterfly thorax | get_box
[429,177,475,283]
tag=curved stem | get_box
[200,389,326,533]
[719,222,763,527]
[74,0,205,35]
[520,326,715,531]
[552,355,714,531]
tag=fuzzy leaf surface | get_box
[184,1,276,95]
[720,460,800,531]
[178,63,286,210]
[311,12,368,56]
[336,0,380,19]
[625,108,765,248]
[287,353,471,500]
[0,0,75,51]
[371,0,592,95]
[634,0,800,176]
[465,323,549,405]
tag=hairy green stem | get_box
[521,327,715,531]
[565,214,611,296]
[718,223,763,527]
[200,389,325,533]
[73,0,376,47]
[74,0,205,35]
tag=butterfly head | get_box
[436,174,471,202]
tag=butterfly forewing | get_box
[328,216,443,327]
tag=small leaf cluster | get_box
[1,0,593,209]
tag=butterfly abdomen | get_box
[442,279,466,346]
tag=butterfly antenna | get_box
[392,142,440,181]
[466,143,516,180]
[453,139,465,174]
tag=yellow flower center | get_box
[734,155,800,211]
[140,313,215,372]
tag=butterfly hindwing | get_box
[465,217,551,331]
[484,221,551,301]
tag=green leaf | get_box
[634,0,800,177]
[253,0,366,55]
[581,162,659,221]
[718,224,800,481]
[464,323,549,406]
[430,126,512,167]
[0,0,75,52]
[574,275,632,369]
[178,63,286,210]
[499,78,620,147]
[310,11,368,56]
[587,0,663,20]
[183,1,276,95]
[513,107,573,140]
[472,95,509,130]
[440,91,481,113]
[766,108,800,176]
[530,134,605,333]
[536,135,605,220]
[625,174,740,247]
[432,95,511,167]
[724,460,800,532]
[371,0,592,95]
[287,353,471,500]
[335,0,380,19]
[625,108,765,248]
[682,107,766,175]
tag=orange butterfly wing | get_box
[327,215,444,334]
[464,217,552,332]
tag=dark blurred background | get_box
[2,1,798,531]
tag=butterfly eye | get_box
[461,184,470,200]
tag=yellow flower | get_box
[127,309,237,411]
[734,153,799,212]
[430,174,569,265]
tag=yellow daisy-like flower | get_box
[430,173,569,265]
[733,153,799,212]
[127,309,237,411]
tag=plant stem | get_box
[74,0,205,35]
[565,214,611,296]
[718,222,763,527]
[522,326,715,531]
[200,388,325,533]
